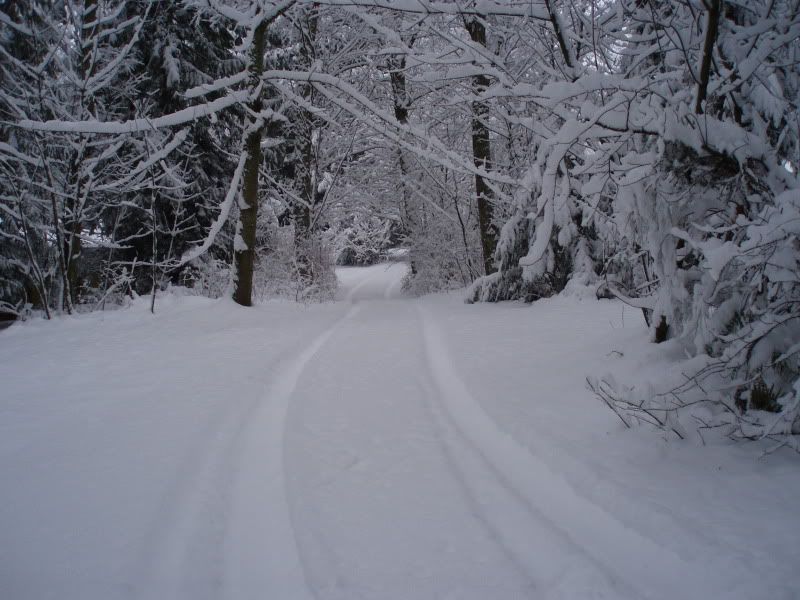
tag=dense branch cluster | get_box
[2,0,798,446]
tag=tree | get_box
[465,12,497,275]
[1,0,151,314]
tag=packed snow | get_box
[1,263,798,599]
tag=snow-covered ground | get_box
[1,263,798,599]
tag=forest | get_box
[2,2,800,597]
[2,1,799,443]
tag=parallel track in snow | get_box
[416,305,718,600]
[3,263,794,600]
[135,266,720,600]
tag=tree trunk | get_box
[695,0,721,114]
[62,0,100,309]
[389,55,412,232]
[294,5,320,281]
[232,18,267,307]
[465,15,497,275]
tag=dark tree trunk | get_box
[389,54,413,233]
[465,15,497,275]
[297,8,317,234]
[695,0,721,114]
[294,5,320,280]
[232,19,267,307]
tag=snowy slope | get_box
[1,263,798,599]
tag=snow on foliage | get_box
[2,0,798,448]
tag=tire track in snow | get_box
[283,294,535,598]
[420,369,641,597]
[383,264,407,299]
[223,303,361,600]
[414,311,635,598]
[414,370,541,594]
[343,262,407,302]
[345,267,381,302]
[134,372,264,600]
[417,305,714,600]
[502,411,744,564]
[133,305,358,600]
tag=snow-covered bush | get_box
[440,0,800,448]
[334,215,391,266]
[468,212,593,303]
[598,186,800,450]
[404,205,483,296]
[254,219,337,303]
[181,255,232,299]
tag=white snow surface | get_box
[1,263,798,599]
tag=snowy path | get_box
[2,263,799,599]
